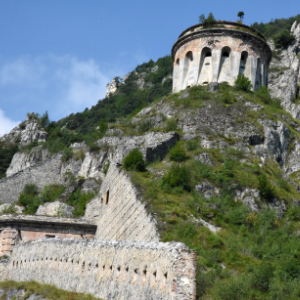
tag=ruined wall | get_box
[85,163,160,243]
[0,154,62,204]
[5,238,196,300]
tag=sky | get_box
[0,0,299,135]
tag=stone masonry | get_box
[85,163,160,243]
[4,238,196,300]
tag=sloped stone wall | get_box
[0,154,62,204]
[85,163,160,243]
[5,238,196,300]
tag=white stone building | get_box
[172,21,272,92]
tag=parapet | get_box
[5,238,196,300]
[172,21,272,92]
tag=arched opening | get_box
[186,51,193,61]
[218,47,232,84]
[176,58,180,65]
[239,51,248,75]
[198,47,213,84]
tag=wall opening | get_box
[239,51,248,75]
[46,235,55,239]
[186,51,193,61]
[255,58,261,91]
[198,47,213,85]
[104,190,109,205]
[176,58,180,65]
[218,46,232,84]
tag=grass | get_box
[0,281,102,300]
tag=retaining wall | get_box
[85,163,160,243]
[5,238,196,300]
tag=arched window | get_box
[186,51,193,61]
[239,51,248,75]
[176,58,180,65]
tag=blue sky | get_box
[0,0,299,135]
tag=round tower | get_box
[172,21,272,92]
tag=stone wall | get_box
[85,163,160,243]
[0,215,96,256]
[5,238,196,300]
[0,154,62,204]
[172,24,271,92]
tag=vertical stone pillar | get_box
[211,49,222,82]
[231,51,241,82]
[191,52,201,86]
[249,56,258,90]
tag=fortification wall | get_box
[0,154,62,204]
[172,27,271,92]
[5,238,196,300]
[85,163,160,243]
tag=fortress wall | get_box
[85,163,160,243]
[0,154,62,204]
[5,238,196,300]
[173,31,270,92]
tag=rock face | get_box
[105,77,120,97]
[0,113,47,146]
[6,238,196,300]
[36,201,74,217]
[0,204,24,214]
[6,146,50,177]
[0,289,46,300]
[268,21,300,119]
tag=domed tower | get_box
[172,21,272,92]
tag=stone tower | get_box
[172,21,272,92]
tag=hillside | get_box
[0,15,300,300]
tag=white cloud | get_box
[0,109,20,136]
[0,54,115,121]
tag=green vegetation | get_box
[0,144,18,179]
[61,147,74,162]
[252,14,300,38]
[0,281,102,300]
[199,12,216,28]
[237,11,244,22]
[234,74,252,92]
[273,29,295,48]
[17,184,65,214]
[252,14,300,47]
[123,149,146,172]
[169,142,187,162]
[66,189,95,217]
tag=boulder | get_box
[36,201,74,217]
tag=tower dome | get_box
[172,21,272,92]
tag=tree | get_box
[199,13,216,28]
[238,11,244,21]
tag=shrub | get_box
[165,118,177,131]
[273,30,295,48]
[123,149,145,172]
[258,174,275,200]
[61,147,73,162]
[169,143,186,162]
[186,140,198,151]
[138,119,154,133]
[161,165,191,191]
[250,263,274,291]
[66,189,95,217]
[18,184,40,214]
[234,74,252,92]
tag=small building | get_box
[172,21,272,92]
[0,214,96,256]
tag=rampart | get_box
[0,154,62,204]
[85,163,160,243]
[5,238,196,300]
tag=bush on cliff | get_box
[169,143,187,162]
[123,149,145,172]
[273,30,295,48]
[234,74,252,92]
